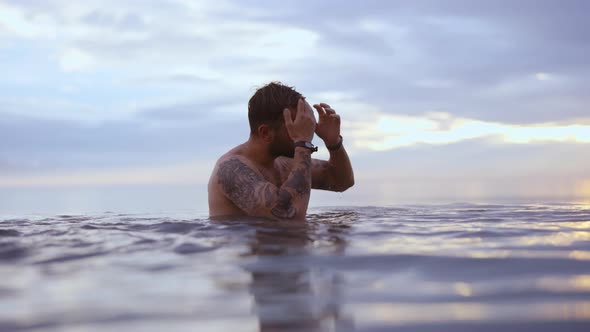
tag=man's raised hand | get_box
[313,102,341,146]
[283,98,316,142]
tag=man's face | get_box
[268,107,298,158]
[269,121,296,158]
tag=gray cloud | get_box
[138,96,244,123]
[236,0,590,123]
[354,138,590,179]
[82,9,147,31]
[6,0,588,125]
[0,109,248,174]
[1,0,589,190]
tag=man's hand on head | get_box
[283,98,316,143]
[313,103,341,146]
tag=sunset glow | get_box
[348,112,590,151]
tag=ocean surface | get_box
[1,203,590,332]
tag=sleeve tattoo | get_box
[217,158,312,219]
[312,160,332,191]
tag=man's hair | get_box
[248,81,302,136]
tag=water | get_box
[1,203,590,331]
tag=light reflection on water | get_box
[1,203,590,331]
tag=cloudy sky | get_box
[1,0,589,213]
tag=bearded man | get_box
[208,82,354,220]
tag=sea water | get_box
[1,203,590,331]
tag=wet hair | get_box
[248,81,302,136]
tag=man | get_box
[208,82,354,220]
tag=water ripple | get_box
[1,203,589,331]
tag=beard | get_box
[269,137,295,158]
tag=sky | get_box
[1,0,589,214]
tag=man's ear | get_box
[257,124,275,143]
[288,107,297,121]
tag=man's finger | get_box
[297,98,305,118]
[313,104,326,117]
[306,101,317,125]
[320,103,336,115]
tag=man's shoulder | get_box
[212,150,261,181]
[210,146,248,186]
[215,152,251,170]
[214,145,248,166]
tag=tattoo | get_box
[282,150,312,196]
[284,168,310,196]
[271,189,296,219]
[276,158,292,181]
[263,184,274,209]
[298,149,312,168]
[217,158,266,212]
[217,150,314,219]
[312,160,333,191]
[217,158,298,219]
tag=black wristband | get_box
[326,135,343,151]
[294,141,318,153]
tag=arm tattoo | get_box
[263,184,274,209]
[277,158,292,177]
[217,158,297,219]
[312,160,333,191]
[284,169,310,196]
[283,149,312,196]
[217,158,266,212]
[271,189,296,219]
[299,149,312,168]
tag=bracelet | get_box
[326,135,343,151]
[294,141,319,153]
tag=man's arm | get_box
[310,102,354,192]
[311,141,354,192]
[217,97,315,220]
[217,148,313,221]
[276,141,354,192]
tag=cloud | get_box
[0,0,588,204]
[0,110,247,176]
[233,0,590,124]
[2,0,320,79]
[0,160,213,188]
[338,138,590,203]
[346,111,590,151]
[59,48,96,72]
[2,0,588,125]
[0,2,57,38]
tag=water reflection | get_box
[214,214,355,332]
[4,205,590,330]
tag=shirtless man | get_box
[208,82,354,220]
